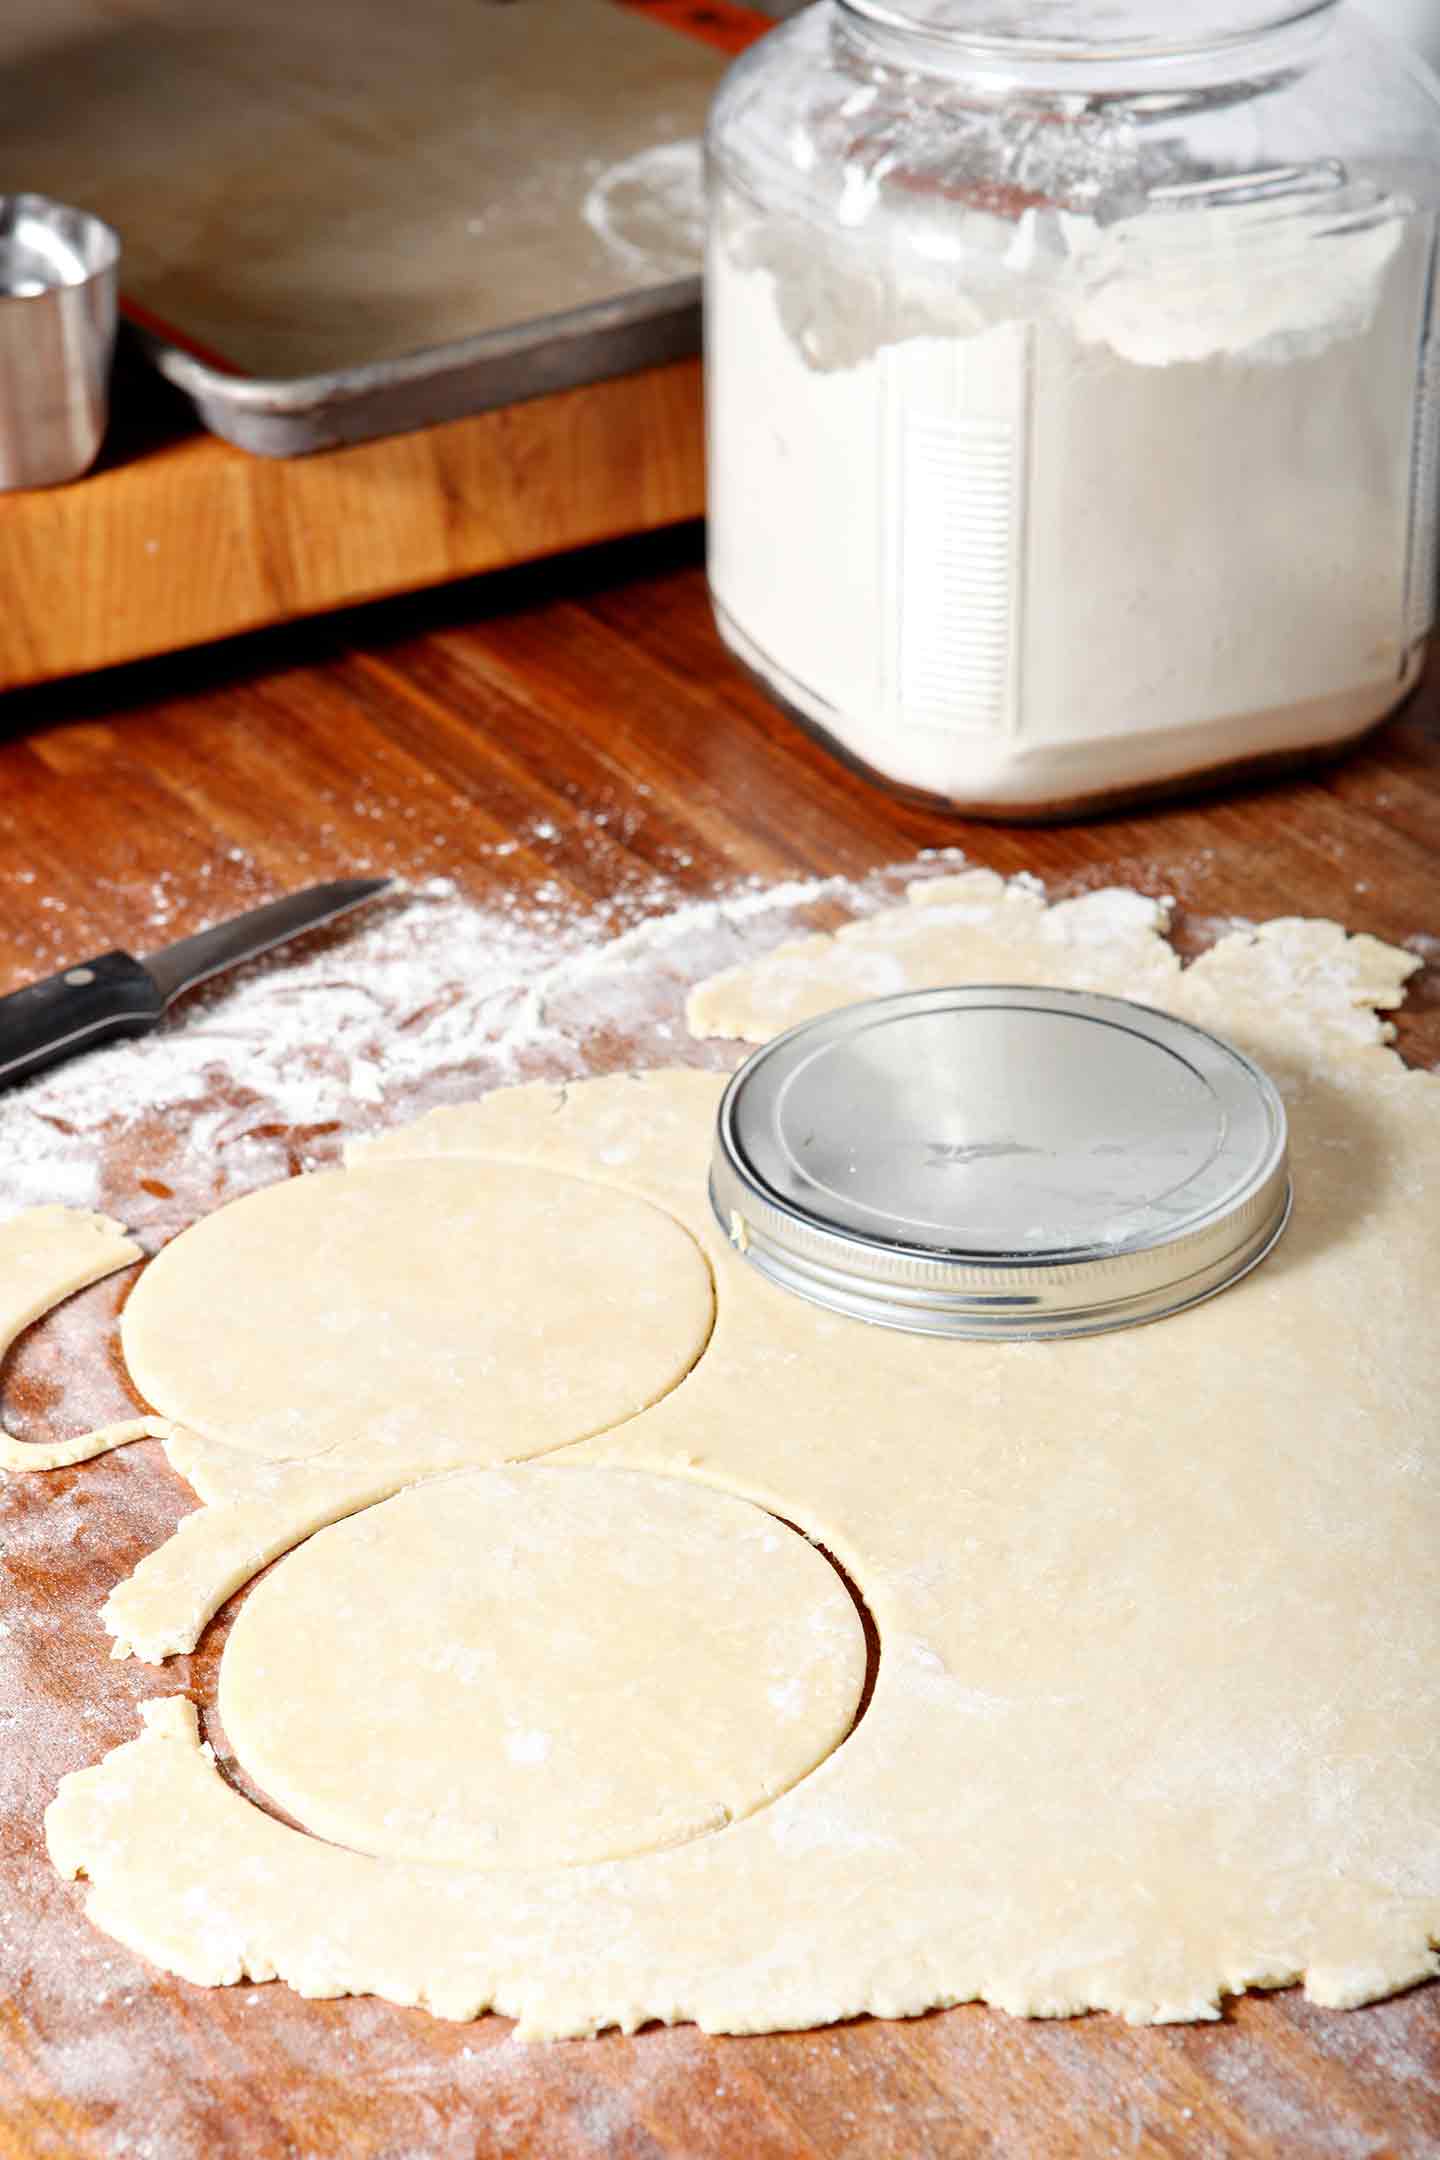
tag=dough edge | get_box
[45,1700,1440,2042]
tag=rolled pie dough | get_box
[38,874,1440,2038]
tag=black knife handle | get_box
[0,951,167,1089]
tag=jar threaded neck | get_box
[836,0,1338,64]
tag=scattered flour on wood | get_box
[0,862,901,1222]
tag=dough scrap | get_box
[40,882,1440,2039]
[121,1158,714,1470]
[218,1465,867,1870]
[685,871,1181,1041]
[0,1207,176,1473]
[103,1463,406,1664]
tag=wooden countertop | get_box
[1,527,1438,2157]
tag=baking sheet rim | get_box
[137,275,702,457]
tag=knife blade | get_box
[0,877,392,1090]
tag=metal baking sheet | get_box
[0,0,767,456]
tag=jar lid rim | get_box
[836,0,1337,65]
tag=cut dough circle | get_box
[121,1161,713,1467]
[218,1465,867,1869]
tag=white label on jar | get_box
[881,326,1030,738]
[1405,264,1440,646]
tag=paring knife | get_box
[0,878,391,1089]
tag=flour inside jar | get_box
[704,0,1440,815]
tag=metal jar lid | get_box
[709,986,1291,1340]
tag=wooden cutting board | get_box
[0,352,707,687]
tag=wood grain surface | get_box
[0,529,1437,2158]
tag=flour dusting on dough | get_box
[32,869,1440,2043]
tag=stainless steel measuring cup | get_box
[0,195,119,489]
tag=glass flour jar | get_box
[704,1,1440,818]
